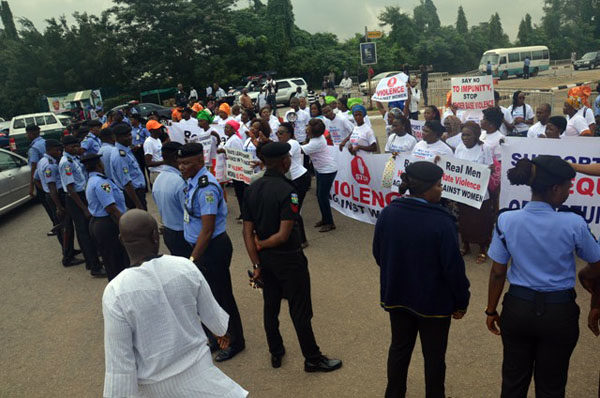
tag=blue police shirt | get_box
[28,136,46,166]
[80,132,101,156]
[152,166,186,231]
[98,143,116,181]
[110,142,146,190]
[85,171,126,217]
[488,201,600,291]
[131,125,149,147]
[594,95,600,117]
[99,115,107,124]
[58,152,87,192]
[183,166,227,244]
[37,154,60,193]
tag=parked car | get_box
[234,77,309,107]
[0,148,32,216]
[573,51,600,70]
[111,102,173,121]
[9,112,65,156]
[359,71,401,95]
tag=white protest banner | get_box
[371,73,409,103]
[168,122,213,164]
[225,148,254,184]
[211,124,228,182]
[451,75,494,110]
[410,120,424,141]
[330,151,402,224]
[439,155,490,209]
[500,137,600,236]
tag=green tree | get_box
[413,0,441,33]
[456,6,468,35]
[517,14,534,45]
[488,13,510,48]
[266,0,294,55]
[0,0,18,39]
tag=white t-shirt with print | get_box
[563,115,590,137]
[385,133,417,153]
[143,136,167,173]
[481,130,505,160]
[411,139,453,161]
[288,139,307,180]
[527,122,546,138]
[325,115,355,146]
[508,104,534,133]
[301,135,337,174]
[349,123,377,154]
[445,134,462,150]
[284,109,310,143]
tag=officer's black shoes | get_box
[271,354,283,368]
[208,342,219,354]
[62,257,85,267]
[90,268,107,278]
[47,230,56,236]
[73,249,82,256]
[301,241,309,249]
[304,356,342,373]
[318,224,336,233]
[215,345,245,362]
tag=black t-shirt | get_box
[242,169,301,252]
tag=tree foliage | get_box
[0,0,599,118]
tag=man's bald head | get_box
[119,210,160,261]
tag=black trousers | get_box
[89,216,129,280]
[500,294,579,398]
[36,184,54,227]
[45,191,75,263]
[260,250,321,361]
[195,233,245,350]
[421,86,428,106]
[409,112,419,120]
[133,146,149,191]
[124,187,147,210]
[386,310,451,398]
[232,180,247,216]
[163,227,192,258]
[65,191,101,271]
[292,172,311,243]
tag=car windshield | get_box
[582,52,596,60]
[480,53,500,65]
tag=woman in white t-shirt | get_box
[260,106,280,141]
[301,119,337,232]
[277,122,310,246]
[384,115,417,154]
[480,107,506,161]
[507,91,534,136]
[411,120,453,161]
[323,105,354,146]
[543,116,566,139]
[340,105,377,155]
[218,120,245,220]
[454,121,495,264]
[563,96,592,137]
[442,115,462,150]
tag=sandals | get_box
[314,220,324,228]
[476,253,488,264]
[318,224,336,233]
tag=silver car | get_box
[0,148,32,215]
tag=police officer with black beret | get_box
[109,123,147,210]
[179,142,245,362]
[243,141,342,372]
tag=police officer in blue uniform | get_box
[109,123,147,210]
[26,124,55,235]
[178,142,245,362]
[82,153,129,281]
[38,139,82,267]
[98,127,116,181]
[130,114,149,190]
[59,136,106,277]
[151,142,190,257]
[80,120,103,156]
[486,155,600,397]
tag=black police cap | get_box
[87,119,103,128]
[100,127,114,138]
[80,153,102,163]
[405,161,444,182]
[260,142,291,159]
[62,135,79,146]
[178,143,204,158]
[532,155,575,185]
[162,141,183,154]
[113,123,132,136]
[45,139,63,149]
[25,124,40,132]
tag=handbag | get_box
[381,155,396,188]
[488,157,501,193]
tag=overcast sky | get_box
[7,0,545,40]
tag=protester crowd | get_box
[23,75,600,397]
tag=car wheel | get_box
[531,68,538,77]
[574,66,579,70]
[500,71,508,80]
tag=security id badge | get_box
[183,208,190,223]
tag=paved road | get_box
[2,185,599,397]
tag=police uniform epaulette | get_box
[198,175,210,187]
[119,150,126,156]
[495,208,518,249]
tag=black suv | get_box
[574,51,600,70]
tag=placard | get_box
[439,155,491,209]
[451,75,494,110]
[225,148,254,184]
[500,137,600,236]
[371,73,409,102]
[410,120,424,141]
